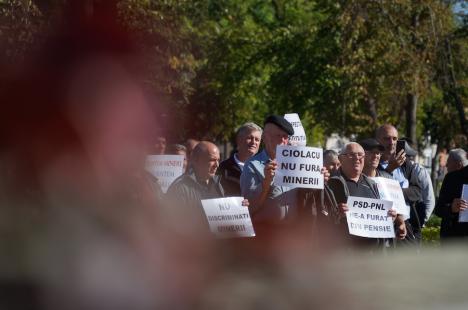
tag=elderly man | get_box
[167,141,224,211]
[376,124,424,244]
[328,142,397,250]
[219,122,262,196]
[240,116,295,225]
[240,115,331,237]
[446,148,468,173]
[435,150,468,242]
[324,150,341,176]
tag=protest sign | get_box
[458,184,468,222]
[346,196,395,238]
[371,177,410,216]
[284,113,307,146]
[201,197,255,238]
[145,155,184,193]
[273,145,323,189]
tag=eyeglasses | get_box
[341,152,365,159]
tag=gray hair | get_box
[448,148,468,167]
[235,122,263,140]
[339,142,363,155]
[167,144,187,154]
[324,149,339,161]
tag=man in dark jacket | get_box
[218,122,262,196]
[328,142,397,251]
[376,124,423,244]
[166,141,224,224]
[435,165,468,243]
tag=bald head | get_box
[191,141,220,183]
[339,142,365,180]
[376,124,399,158]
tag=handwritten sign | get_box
[458,184,468,222]
[274,145,323,189]
[371,177,410,216]
[284,113,307,146]
[201,197,255,238]
[145,155,184,193]
[346,196,395,238]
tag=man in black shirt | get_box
[435,165,468,242]
[328,142,396,250]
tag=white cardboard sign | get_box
[145,155,184,193]
[346,196,395,238]
[458,184,468,222]
[284,113,307,146]
[201,197,255,238]
[274,145,323,189]
[371,177,410,216]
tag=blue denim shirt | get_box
[240,150,298,223]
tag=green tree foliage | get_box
[1,0,465,147]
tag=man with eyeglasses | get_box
[328,142,397,251]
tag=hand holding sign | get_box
[263,159,277,185]
[345,196,395,238]
[456,185,468,222]
[321,166,330,183]
[274,145,324,189]
[201,197,255,238]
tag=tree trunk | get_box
[365,96,378,126]
[406,93,417,147]
[445,38,468,137]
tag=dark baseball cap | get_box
[359,138,385,152]
[264,115,294,136]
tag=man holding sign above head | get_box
[328,142,398,251]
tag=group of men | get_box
[158,115,467,249]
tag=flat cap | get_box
[359,138,385,152]
[264,115,294,136]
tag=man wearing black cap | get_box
[240,115,296,228]
[360,138,406,240]
[361,138,392,179]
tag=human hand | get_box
[241,199,249,208]
[321,167,330,183]
[263,159,277,184]
[387,209,397,221]
[451,198,468,213]
[387,149,406,173]
[338,203,348,218]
